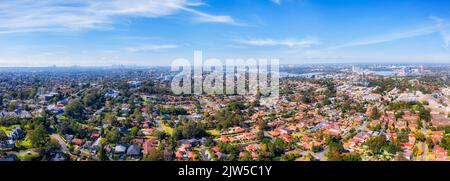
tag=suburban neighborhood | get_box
[1,64,449,161]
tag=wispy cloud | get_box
[330,26,437,49]
[0,0,239,34]
[331,16,450,50]
[180,7,242,25]
[236,37,319,48]
[430,16,450,48]
[124,44,179,52]
[271,0,282,5]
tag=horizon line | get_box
[1,62,450,68]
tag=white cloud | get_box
[331,17,450,50]
[330,26,437,49]
[430,16,450,48]
[236,37,319,48]
[0,0,239,34]
[124,44,179,52]
[180,7,241,25]
[271,0,282,5]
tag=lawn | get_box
[144,135,157,140]
[17,151,40,161]
[162,123,174,136]
[15,137,32,148]
[0,125,21,134]
[206,129,221,137]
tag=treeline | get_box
[325,136,363,161]
[82,90,104,110]
[158,106,188,116]
[138,81,171,94]
[370,77,437,95]
[64,100,86,120]
[0,116,28,126]
[56,116,89,138]
[173,120,206,140]
[214,102,247,129]
[387,101,432,122]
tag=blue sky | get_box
[0,0,449,66]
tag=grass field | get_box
[17,151,40,161]
[15,137,32,148]
[0,125,21,135]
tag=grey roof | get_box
[114,145,127,153]
[126,144,141,156]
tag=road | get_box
[420,126,428,161]
[357,121,368,132]
[311,146,327,161]
[51,133,69,154]
[421,142,427,161]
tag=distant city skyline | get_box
[0,0,450,66]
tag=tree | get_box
[0,130,7,141]
[106,127,120,143]
[312,145,323,153]
[56,116,86,138]
[440,134,450,150]
[281,153,296,161]
[395,111,405,120]
[143,148,164,161]
[386,140,402,154]
[415,131,426,142]
[326,136,344,152]
[65,100,85,120]
[82,91,102,109]
[373,124,382,131]
[444,126,450,135]
[426,136,434,150]
[273,138,286,155]
[173,121,206,140]
[97,144,107,161]
[256,129,264,141]
[398,130,409,143]
[134,108,144,122]
[419,109,431,122]
[325,136,344,161]
[154,131,167,141]
[365,135,387,154]
[342,153,362,161]
[371,106,381,120]
[239,151,253,161]
[326,146,343,161]
[41,139,61,158]
[130,126,140,137]
[28,124,50,148]
[203,111,211,122]
[417,119,423,129]
[104,112,117,125]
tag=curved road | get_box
[51,133,69,154]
